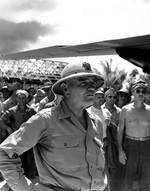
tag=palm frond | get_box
[97,59,127,91]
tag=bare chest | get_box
[125,109,150,136]
[127,110,150,125]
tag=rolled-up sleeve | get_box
[0,112,46,191]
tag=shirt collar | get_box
[101,103,106,109]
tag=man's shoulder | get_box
[3,98,11,105]
[8,105,17,112]
[27,105,36,113]
[122,102,133,110]
[38,105,56,117]
[145,104,150,111]
[119,104,133,117]
[114,105,121,112]
[101,103,105,109]
[87,106,97,114]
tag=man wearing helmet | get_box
[0,62,106,191]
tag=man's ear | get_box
[60,82,69,95]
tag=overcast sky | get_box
[0,0,149,72]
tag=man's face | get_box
[36,94,45,102]
[133,88,146,101]
[118,92,129,105]
[105,92,117,105]
[28,88,36,96]
[66,77,98,108]
[16,94,27,106]
[94,93,105,106]
[2,89,11,99]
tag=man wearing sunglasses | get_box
[0,62,107,191]
[118,80,150,191]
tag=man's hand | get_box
[119,149,127,165]
[0,128,13,142]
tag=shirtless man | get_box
[118,80,150,191]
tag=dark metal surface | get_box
[2,34,150,72]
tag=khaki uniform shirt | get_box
[87,106,107,138]
[0,100,106,191]
[101,103,121,127]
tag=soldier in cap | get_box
[118,80,150,190]
[0,86,12,101]
[2,82,23,112]
[0,62,106,191]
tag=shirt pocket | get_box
[51,135,82,149]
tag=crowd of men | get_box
[0,81,56,186]
[0,62,149,191]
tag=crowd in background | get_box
[0,63,150,191]
[87,75,150,191]
[0,80,58,183]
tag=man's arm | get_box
[117,107,127,164]
[0,110,14,137]
[0,112,46,191]
[0,119,13,135]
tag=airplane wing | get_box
[2,34,150,72]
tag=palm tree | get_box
[97,59,127,92]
